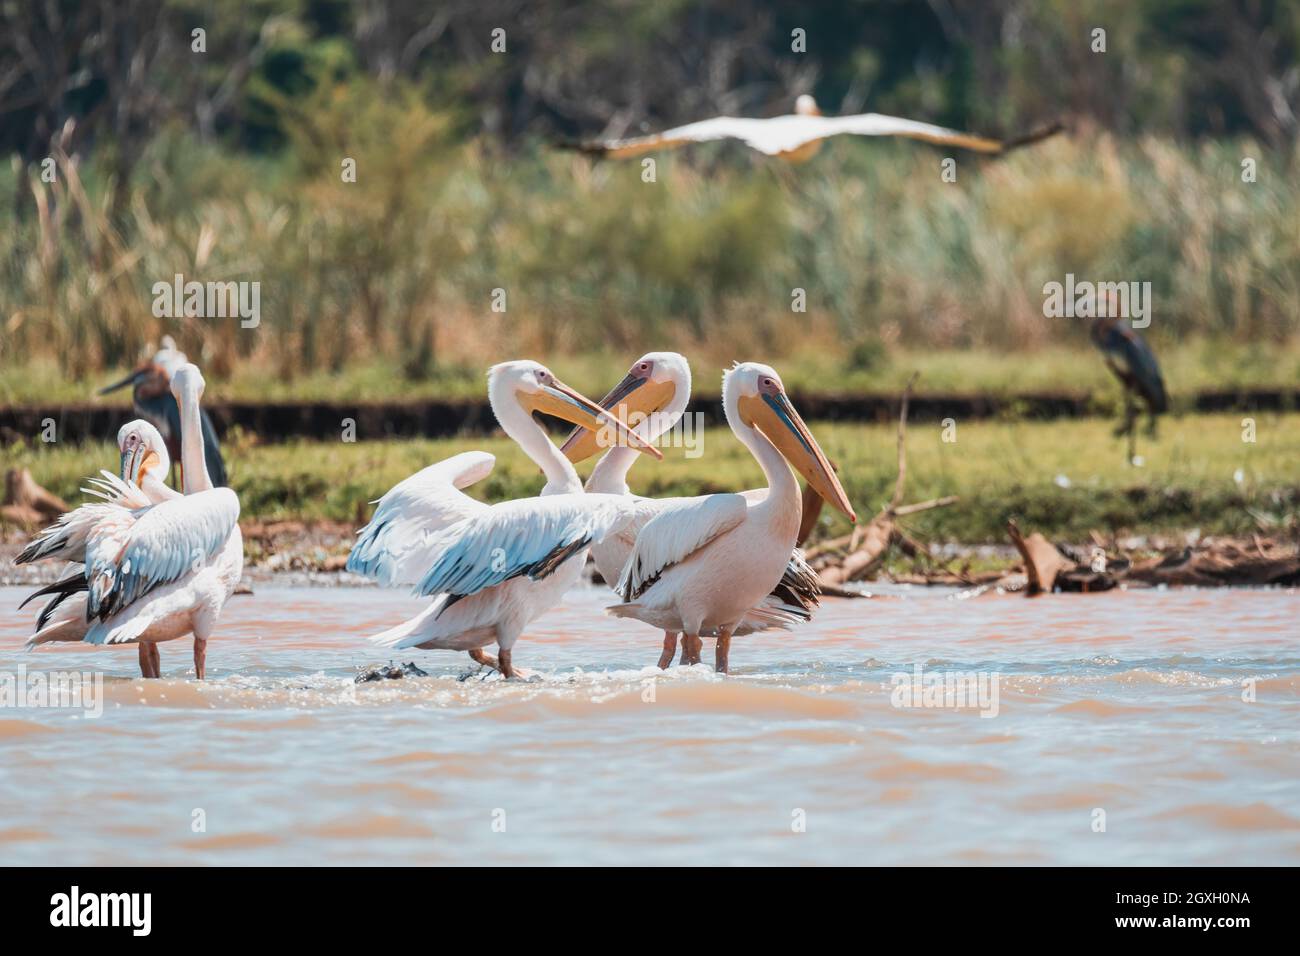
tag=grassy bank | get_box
[7,412,1296,545]
[4,338,1300,408]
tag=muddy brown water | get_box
[1,583,1297,865]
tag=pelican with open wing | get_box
[348,360,662,678]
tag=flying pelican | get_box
[559,351,820,668]
[607,362,855,673]
[100,336,228,487]
[348,361,662,678]
[20,365,243,679]
[567,94,1062,162]
[1090,315,1168,463]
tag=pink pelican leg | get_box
[657,631,679,669]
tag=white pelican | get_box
[607,362,855,673]
[348,360,662,678]
[569,94,1061,162]
[100,335,228,486]
[19,365,243,679]
[18,420,177,675]
[559,351,820,668]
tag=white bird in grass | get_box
[606,362,856,674]
[348,360,663,679]
[19,365,243,679]
[559,351,821,668]
[568,94,1062,163]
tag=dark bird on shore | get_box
[99,337,228,487]
[1090,316,1168,461]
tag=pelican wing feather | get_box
[83,487,240,622]
[414,493,634,602]
[615,493,748,602]
[347,451,496,586]
[584,112,1057,158]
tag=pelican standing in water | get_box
[18,420,178,676]
[568,94,1061,163]
[349,361,662,678]
[607,363,855,673]
[559,352,820,668]
[20,365,243,679]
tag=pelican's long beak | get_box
[739,391,856,522]
[523,380,663,460]
[559,372,676,463]
[118,445,159,486]
[100,366,148,396]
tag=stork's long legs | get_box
[657,632,679,669]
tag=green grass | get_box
[5,338,1300,407]
[9,412,1297,545]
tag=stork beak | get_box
[100,366,147,396]
[739,391,856,522]
[523,380,663,460]
[559,372,677,463]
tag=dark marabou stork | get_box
[1090,316,1168,463]
[100,338,228,487]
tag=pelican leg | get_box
[498,648,516,680]
[714,625,733,675]
[137,643,158,679]
[680,635,703,666]
[148,643,161,678]
[657,632,679,669]
[468,648,500,671]
[193,638,207,680]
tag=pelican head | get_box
[117,419,170,487]
[725,362,855,521]
[560,351,691,463]
[170,362,205,407]
[794,94,821,116]
[489,361,662,459]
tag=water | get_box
[1,582,1297,865]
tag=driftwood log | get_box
[803,374,958,590]
[2,468,68,527]
[1006,520,1299,593]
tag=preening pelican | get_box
[559,352,820,668]
[348,361,662,678]
[607,363,855,673]
[20,365,243,679]
[568,94,1061,162]
[101,336,228,487]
